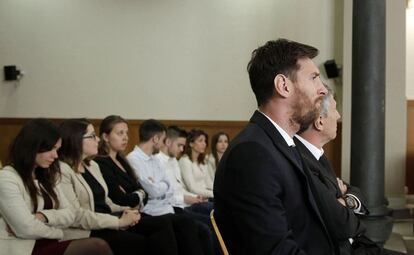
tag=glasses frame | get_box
[83,134,98,140]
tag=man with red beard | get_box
[214,39,333,255]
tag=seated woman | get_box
[178,129,213,199]
[206,132,229,178]
[95,115,214,255]
[94,116,147,209]
[0,118,112,255]
[57,118,178,255]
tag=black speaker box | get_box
[4,65,20,81]
[324,60,340,79]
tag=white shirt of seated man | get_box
[156,151,202,208]
[127,145,175,216]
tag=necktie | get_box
[290,145,303,169]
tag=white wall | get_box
[0,0,337,120]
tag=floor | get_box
[384,210,414,254]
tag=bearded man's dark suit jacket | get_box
[213,111,334,255]
[294,137,367,255]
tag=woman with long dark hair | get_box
[178,129,213,198]
[0,118,112,255]
[206,132,229,180]
[57,118,179,255]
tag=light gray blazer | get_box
[0,166,75,255]
[58,160,128,240]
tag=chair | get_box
[210,209,229,255]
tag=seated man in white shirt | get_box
[127,119,218,254]
[156,125,213,217]
[126,119,174,216]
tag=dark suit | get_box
[294,137,366,255]
[214,111,334,255]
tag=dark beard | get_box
[291,96,321,134]
[152,148,160,154]
[294,106,319,134]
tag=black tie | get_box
[290,145,303,168]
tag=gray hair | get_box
[319,84,334,117]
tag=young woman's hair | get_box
[58,118,92,170]
[211,132,230,167]
[98,115,138,183]
[7,118,61,212]
[184,128,208,165]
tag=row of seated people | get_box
[0,116,228,255]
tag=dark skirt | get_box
[31,239,72,255]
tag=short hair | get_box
[166,125,187,140]
[319,85,334,118]
[59,118,92,170]
[247,38,319,106]
[139,119,166,142]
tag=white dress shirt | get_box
[294,135,324,160]
[259,111,295,146]
[156,152,198,208]
[127,146,174,216]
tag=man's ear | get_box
[274,74,290,98]
[152,135,159,144]
[314,116,324,132]
[165,138,172,147]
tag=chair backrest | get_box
[210,209,229,255]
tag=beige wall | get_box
[342,0,406,206]
[0,0,337,120]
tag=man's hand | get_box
[337,197,346,207]
[337,178,347,195]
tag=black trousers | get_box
[91,215,177,255]
[142,212,213,255]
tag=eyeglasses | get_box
[83,133,98,140]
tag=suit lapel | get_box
[250,111,305,174]
[251,112,325,220]
[75,171,95,211]
[319,155,338,182]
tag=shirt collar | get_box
[259,111,295,147]
[157,151,169,163]
[134,145,151,161]
[294,135,324,160]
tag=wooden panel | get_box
[407,101,414,193]
[0,118,247,164]
[324,123,342,178]
[0,118,342,176]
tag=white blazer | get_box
[58,160,128,240]
[0,166,75,255]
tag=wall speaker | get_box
[4,65,21,81]
[324,60,340,79]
